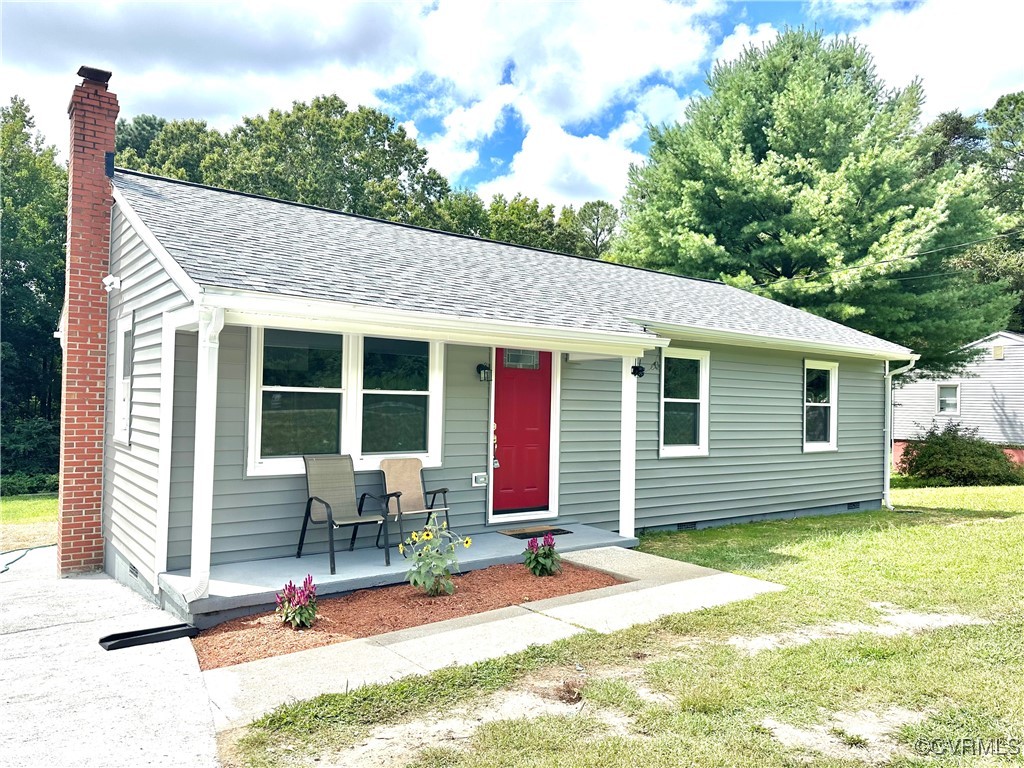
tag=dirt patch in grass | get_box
[764,706,927,764]
[193,562,622,670]
[728,602,988,655]
[0,521,56,551]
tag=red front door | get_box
[492,349,552,514]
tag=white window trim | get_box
[803,359,838,453]
[246,328,444,476]
[659,348,710,458]
[935,382,960,415]
[113,314,133,446]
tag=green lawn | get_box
[0,493,58,550]
[229,487,1024,766]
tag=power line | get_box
[755,229,1022,288]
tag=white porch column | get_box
[619,357,638,538]
[184,306,224,601]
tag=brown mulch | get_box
[192,562,622,670]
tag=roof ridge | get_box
[113,168,726,286]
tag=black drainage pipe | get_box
[99,623,199,651]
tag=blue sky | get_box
[2,0,1020,208]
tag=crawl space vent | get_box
[676,522,697,531]
[128,563,139,578]
[847,502,861,511]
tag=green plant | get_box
[0,472,59,496]
[400,518,471,596]
[523,531,562,577]
[275,574,318,629]
[899,423,1024,486]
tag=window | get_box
[660,348,710,457]
[114,315,133,444]
[247,329,443,475]
[259,329,344,458]
[936,384,959,414]
[361,337,429,454]
[804,360,838,452]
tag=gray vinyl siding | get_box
[893,339,1024,444]
[168,332,492,568]
[558,358,621,530]
[103,205,190,587]
[635,344,885,529]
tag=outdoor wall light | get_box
[101,274,122,293]
[631,358,646,377]
[476,363,492,382]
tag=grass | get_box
[228,486,1024,767]
[0,493,58,551]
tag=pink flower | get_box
[527,537,539,553]
[542,532,555,549]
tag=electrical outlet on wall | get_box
[471,472,488,487]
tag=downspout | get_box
[883,359,917,509]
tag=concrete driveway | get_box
[0,547,219,768]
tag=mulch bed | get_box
[192,562,622,670]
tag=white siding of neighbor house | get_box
[635,344,885,529]
[893,336,1024,444]
[102,205,190,588]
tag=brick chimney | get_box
[59,67,119,575]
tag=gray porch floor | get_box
[159,524,638,627]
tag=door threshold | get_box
[487,509,558,525]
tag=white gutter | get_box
[200,287,668,358]
[883,359,917,509]
[634,319,919,362]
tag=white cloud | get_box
[851,0,1024,121]
[475,117,645,208]
[712,22,779,66]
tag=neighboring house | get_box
[57,69,917,616]
[893,331,1024,464]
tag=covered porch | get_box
[159,523,638,628]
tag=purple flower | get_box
[542,532,555,549]
[527,537,539,553]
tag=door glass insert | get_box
[503,349,539,369]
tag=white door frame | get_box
[486,347,561,524]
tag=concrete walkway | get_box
[204,547,784,730]
[1,544,784,764]
[0,547,219,768]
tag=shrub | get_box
[523,531,562,577]
[0,418,60,475]
[276,575,318,629]
[400,518,471,597]
[899,423,1024,486]
[0,472,59,496]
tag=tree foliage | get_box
[1,98,66,473]
[615,29,1015,374]
[931,92,1024,332]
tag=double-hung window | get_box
[259,330,344,459]
[803,360,838,452]
[360,338,430,454]
[936,384,959,414]
[248,329,443,475]
[660,348,710,457]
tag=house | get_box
[893,331,1024,465]
[58,68,917,624]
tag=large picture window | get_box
[804,360,838,452]
[247,329,443,475]
[660,348,710,457]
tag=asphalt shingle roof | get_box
[113,171,913,357]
